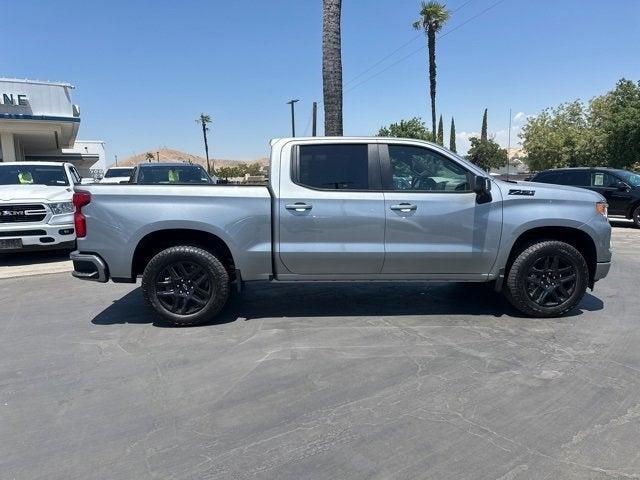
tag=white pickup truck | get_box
[0,162,80,252]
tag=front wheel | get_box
[142,246,230,326]
[504,241,589,318]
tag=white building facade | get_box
[0,78,105,178]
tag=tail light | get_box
[73,191,91,238]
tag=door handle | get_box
[390,203,417,212]
[285,202,313,212]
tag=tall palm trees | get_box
[322,0,343,136]
[413,1,450,142]
[196,113,212,173]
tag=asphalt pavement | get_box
[1,222,639,479]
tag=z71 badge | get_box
[508,189,535,196]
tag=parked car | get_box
[529,167,640,227]
[127,163,213,185]
[70,137,612,325]
[0,162,80,252]
[100,166,134,184]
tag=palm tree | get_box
[322,0,343,136]
[196,113,213,173]
[145,152,155,163]
[413,1,450,142]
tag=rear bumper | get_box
[70,251,109,283]
[594,261,611,282]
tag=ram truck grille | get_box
[0,204,48,223]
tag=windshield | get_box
[104,168,133,178]
[619,170,640,187]
[138,165,211,185]
[0,164,69,186]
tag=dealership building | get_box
[0,77,105,178]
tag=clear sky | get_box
[3,0,639,165]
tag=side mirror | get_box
[472,175,492,194]
[616,181,630,192]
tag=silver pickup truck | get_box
[71,137,612,326]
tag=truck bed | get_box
[76,184,273,281]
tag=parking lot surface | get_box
[1,223,639,479]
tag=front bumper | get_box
[70,251,109,283]
[0,222,76,251]
[594,261,611,282]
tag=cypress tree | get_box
[449,117,456,152]
[481,108,488,142]
[437,115,444,145]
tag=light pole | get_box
[287,99,299,137]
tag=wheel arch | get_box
[131,228,236,280]
[504,226,597,288]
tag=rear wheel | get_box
[505,240,589,318]
[142,246,229,326]
[633,205,640,228]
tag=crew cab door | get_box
[590,171,632,216]
[278,142,385,275]
[379,143,502,275]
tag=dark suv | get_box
[530,167,640,227]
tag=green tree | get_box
[322,0,343,136]
[520,101,595,171]
[520,79,640,171]
[588,78,640,169]
[467,137,507,172]
[437,115,444,145]
[145,152,155,163]
[480,108,488,142]
[449,117,457,152]
[413,1,450,141]
[378,117,431,140]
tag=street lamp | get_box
[286,99,299,137]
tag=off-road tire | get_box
[142,246,230,326]
[505,240,589,318]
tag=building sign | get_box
[0,93,29,106]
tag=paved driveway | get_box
[1,223,639,479]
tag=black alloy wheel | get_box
[525,255,577,308]
[142,246,230,326]
[155,261,213,315]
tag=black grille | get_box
[0,229,47,237]
[0,204,47,223]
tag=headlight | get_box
[596,201,608,218]
[49,202,74,215]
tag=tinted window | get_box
[0,164,69,186]
[137,165,211,184]
[532,171,562,184]
[618,170,640,187]
[560,170,590,186]
[591,172,618,188]
[104,168,133,178]
[388,145,470,192]
[297,144,369,190]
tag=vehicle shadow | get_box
[609,219,637,229]
[91,282,604,327]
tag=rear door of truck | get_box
[277,141,385,275]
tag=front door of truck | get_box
[380,143,502,275]
[278,143,385,275]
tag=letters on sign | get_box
[0,94,29,106]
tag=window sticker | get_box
[18,172,34,184]
[593,173,604,186]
